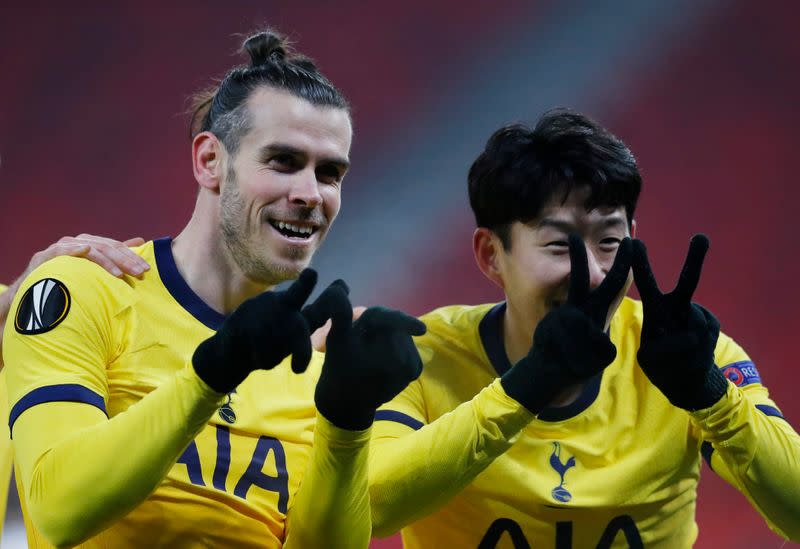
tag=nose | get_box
[586,245,606,291]
[288,169,322,208]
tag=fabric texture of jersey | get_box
[3,239,369,548]
[0,283,12,539]
[371,298,800,548]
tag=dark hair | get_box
[189,29,349,155]
[468,109,642,248]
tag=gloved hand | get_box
[632,234,727,411]
[192,269,319,393]
[303,280,427,430]
[502,234,632,414]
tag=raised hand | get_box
[632,235,727,410]
[501,234,632,414]
[305,280,426,430]
[192,269,319,393]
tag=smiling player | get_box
[368,111,800,547]
[2,30,424,548]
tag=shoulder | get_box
[10,253,143,337]
[420,303,498,337]
[416,303,500,374]
[20,255,131,302]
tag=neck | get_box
[502,300,541,365]
[171,200,272,315]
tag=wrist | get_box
[500,354,553,415]
[315,384,375,431]
[692,365,729,410]
[192,337,238,394]
[314,412,373,445]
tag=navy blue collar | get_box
[478,302,603,422]
[153,237,226,330]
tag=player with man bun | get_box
[3,30,424,548]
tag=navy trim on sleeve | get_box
[154,237,226,330]
[756,404,785,421]
[700,441,715,471]
[374,410,424,431]
[9,384,107,435]
[478,301,605,422]
[702,406,787,473]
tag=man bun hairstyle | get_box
[244,31,287,65]
[189,29,349,155]
[468,109,642,249]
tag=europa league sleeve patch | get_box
[721,360,762,387]
[14,278,71,335]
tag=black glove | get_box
[632,234,727,411]
[192,269,319,393]
[303,281,427,430]
[502,234,632,414]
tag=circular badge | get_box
[14,278,71,335]
[723,366,744,386]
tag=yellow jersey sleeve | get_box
[3,257,225,547]
[1,282,12,368]
[370,377,533,537]
[284,414,372,548]
[691,332,800,540]
[0,369,12,541]
[0,284,12,540]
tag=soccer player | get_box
[2,30,424,548]
[0,234,148,539]
[368,111,800,547]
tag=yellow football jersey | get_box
[372,299,798,548]
[0,283,12,540]
[3,239,368,548]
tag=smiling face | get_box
[477,185,634,335]
[217,88,352,284]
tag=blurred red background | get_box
[1,1,797,547]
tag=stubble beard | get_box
[219,170,310,285]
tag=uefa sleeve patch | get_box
[14,278,71,335]
[721,360,761,387]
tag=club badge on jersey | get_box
[550,442,577,503]
[14,278,71,335]
[218,390,238,424]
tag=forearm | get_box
[692,384,800,540]
[369,380,533,537]
[284,414,371,549]
[15,364,224,547]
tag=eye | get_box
[316,164,343,185]
[545,240,569,253]
[269,154,300,172]
[599,237,622,251]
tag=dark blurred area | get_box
[1,1,798,547]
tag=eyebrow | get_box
[537,215,627,232]
[259,143,350,172]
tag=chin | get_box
[274,256,314,281]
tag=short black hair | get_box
[189,29,349,156]
[468,109,642,248]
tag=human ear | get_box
[192,132,225,192]
[473,228,506,290]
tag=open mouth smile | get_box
[268,219,319,241]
